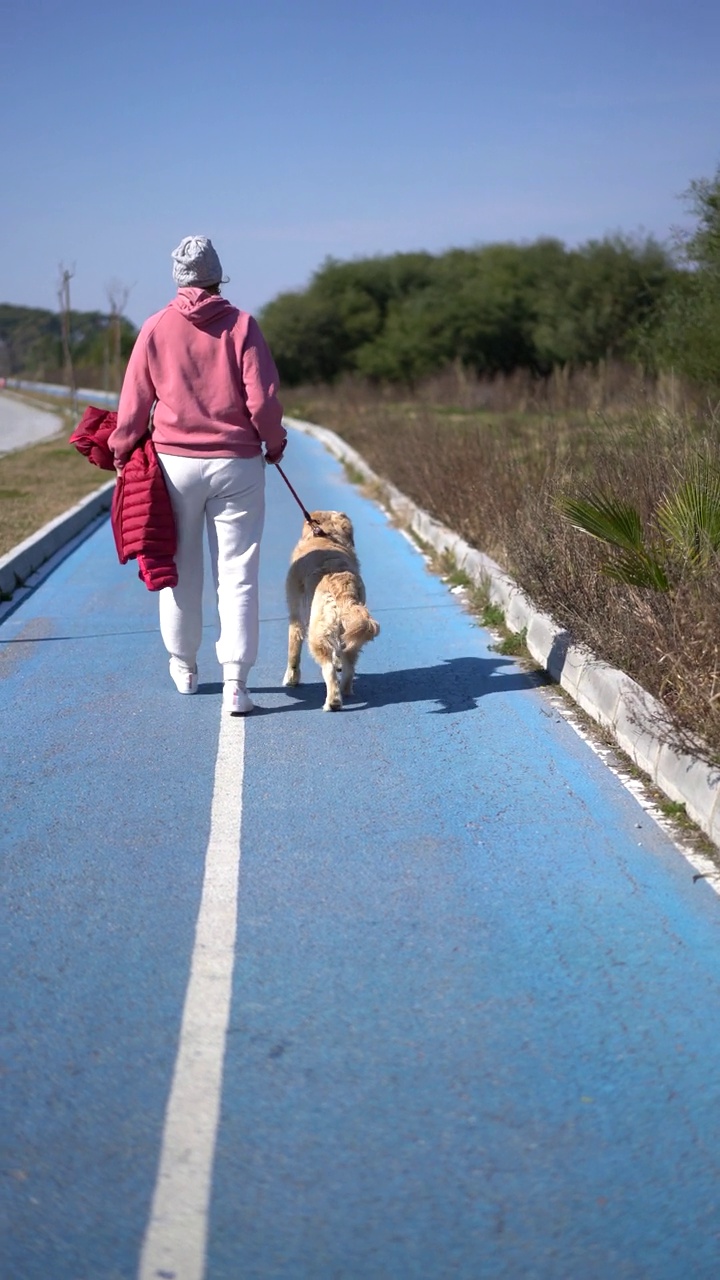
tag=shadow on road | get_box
[200,655,549,715]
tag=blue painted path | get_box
[2,428,720,1279]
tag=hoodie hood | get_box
[171,286,237,327]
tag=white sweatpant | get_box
[157,453,266,681]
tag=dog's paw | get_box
[283,667,300,687]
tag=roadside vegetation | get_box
[285,369,720,763]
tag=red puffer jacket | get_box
[70,406,178,591]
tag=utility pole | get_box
[58,263,77,416]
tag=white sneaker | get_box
[169,658,198,695]
[223,680,255,715]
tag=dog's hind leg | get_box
[321,658,342,711]
[339,652,356,697]
[283,620,304,686]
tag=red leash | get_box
[274,462,326,537]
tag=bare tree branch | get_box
[105,278,134,394]
[57,263,77,414]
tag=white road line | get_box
[138,715,246,1280]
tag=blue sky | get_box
[3,0,719,328]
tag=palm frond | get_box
[556,492,645,554]
[602,551,670,592]
[657,456,720,566]
[556,490,670,591]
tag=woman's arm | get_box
[242,317,287,458]
[108,325,156,467]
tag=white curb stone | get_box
[612,681,664,779]
[285,414,720,851]
[655,743,720,841]
[574,660,624,731]
[525,610,567,677]
[558,644,590,703]
[504,587,534,635]
[0,480,114,598]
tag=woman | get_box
[109,235,287,714]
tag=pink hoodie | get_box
[108,287,286,465]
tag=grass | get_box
[493,628,528,657]
[0,403,111,557]
[342,460,366,486]
[445,567,472,588]
[657,799,688,820]
[434,549,471,587]
[480,601,506,628]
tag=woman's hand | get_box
[265,442,286,466]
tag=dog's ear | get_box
[337,514,354,545]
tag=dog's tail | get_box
[308,594,380,667]
[341,604,380,654]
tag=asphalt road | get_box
[0,391,64,455]
[2,428,720,1279]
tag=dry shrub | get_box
[287,371,720,762]
[505,485,720,764]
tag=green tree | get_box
[258,235,674,387]
[659,165,720,385]
[258,289,343,384]
[355,244,542,381]
[259,252,435,383]
[532,235,673,369]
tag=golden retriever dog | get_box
[283,510,380,710]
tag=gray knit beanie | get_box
[171,235,228,287]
